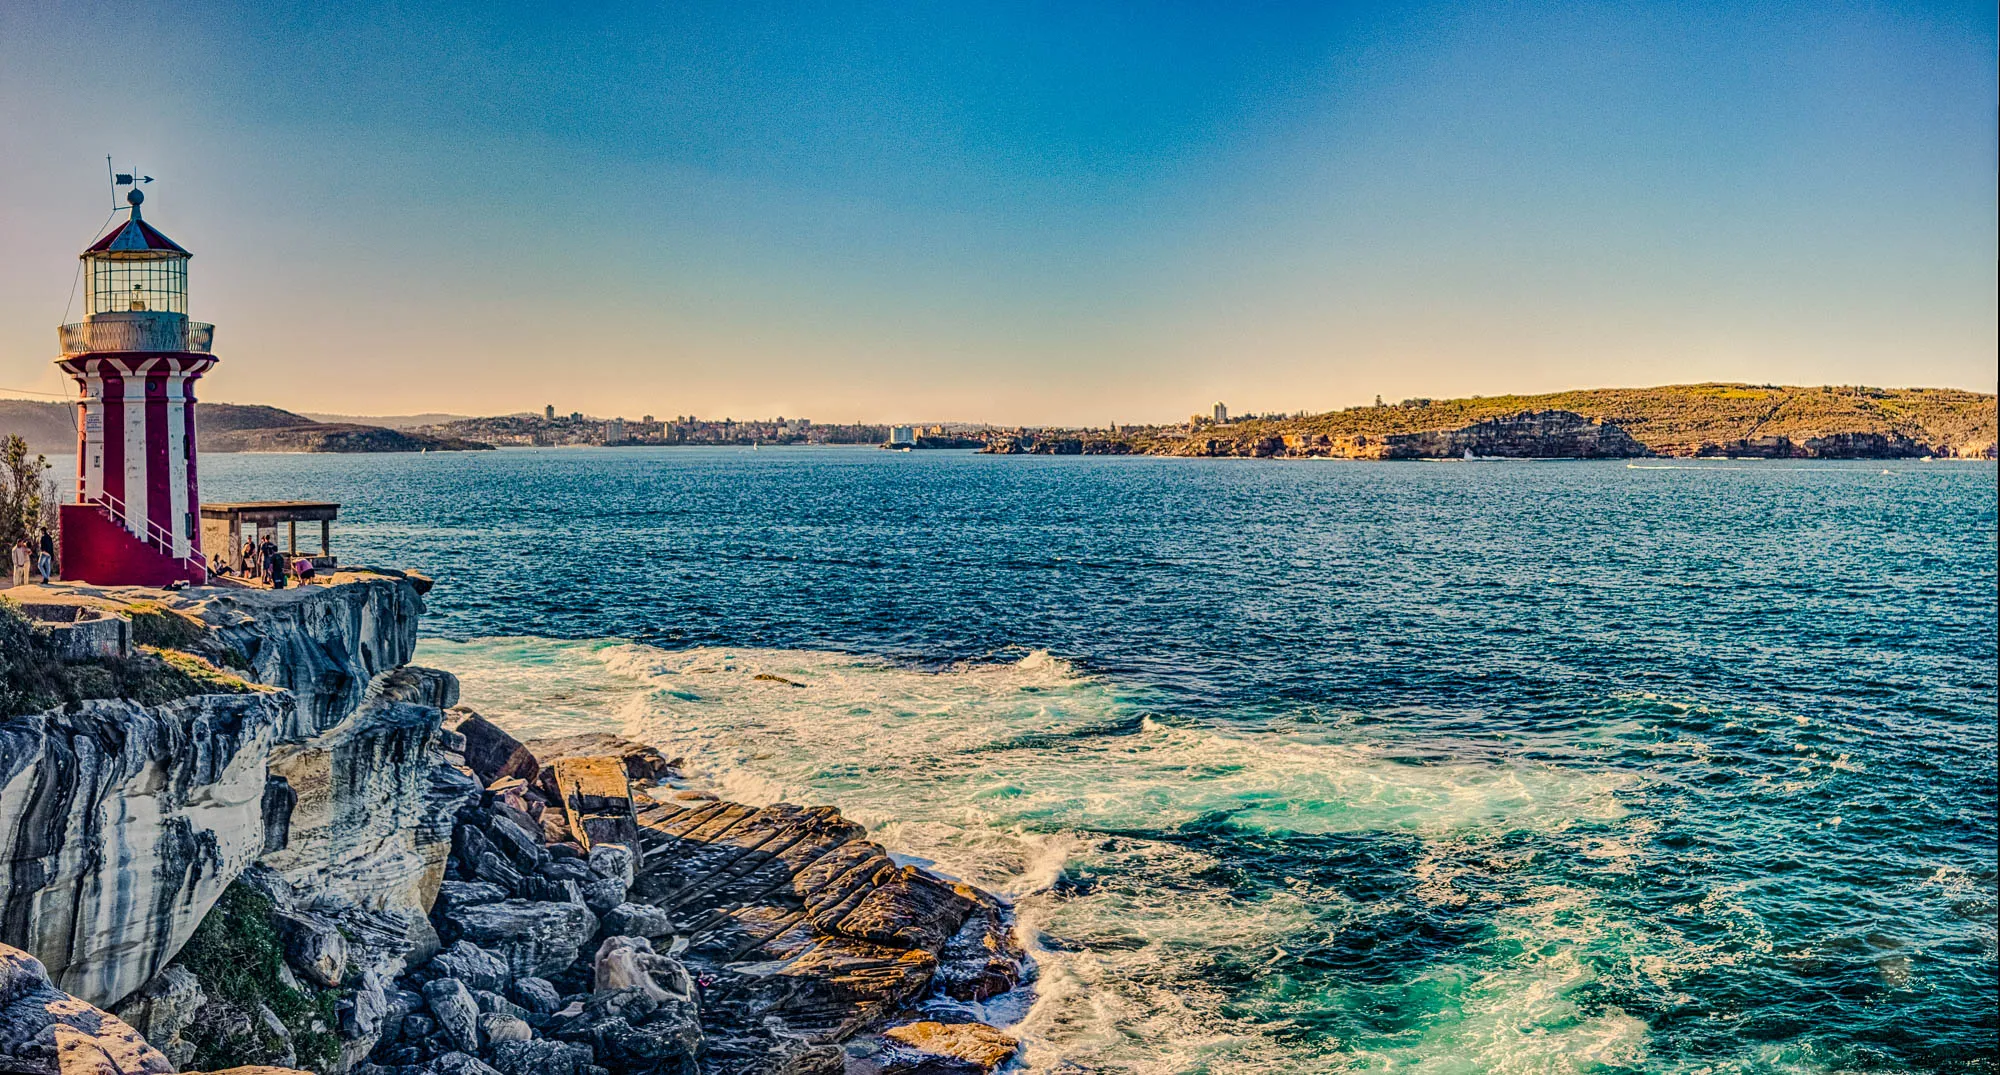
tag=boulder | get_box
[875,1022,1019,1075]
[487,817,548,873]
[473,852,526,892]
[517,876,584,906]
[580,878,628,916]
[548,758,639,851]
[590,937,692,1004]
[425,1052,504,1075]
[540,859,595,885]
[486,1040,594,1075]
[425,941,509,993]
[472,990,532,1022]
[934,891,1029,1003]
[344,969,390,1040]
[504,978,562,1016]
[562,987,702,1075]
[434,881,510,915]
[444,710,538,785]
[600,904,673,940]
[421,978,482,1054]
[274,911,349,988]
[446,901,599,978]
[109,965,205,1070]
[586,845,635,887]
[476,1013,532,1046]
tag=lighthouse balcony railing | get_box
[85,490,208,577]
[59,318,214,355]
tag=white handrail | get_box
[85,491,208,577]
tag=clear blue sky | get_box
[1,1,1993,424]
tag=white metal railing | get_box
[58,318,215,355]
[85,491,208,578]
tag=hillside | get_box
[0,399,74,454]
[1122,384,1997,459]
[0,399,491,454]
[202,423,493,452]
[300,411,476,429]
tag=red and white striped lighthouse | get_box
[55,187,216,586]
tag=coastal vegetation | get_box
[177,881,345,1073]
[0,599,260,717]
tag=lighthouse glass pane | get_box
[86,256,187,316]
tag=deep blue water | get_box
[198,447,1997,1073]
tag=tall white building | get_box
[1213,402,1228,424]
[889,425,916,445]
[607,417,625,443]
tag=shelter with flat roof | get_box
[201,501,339,574]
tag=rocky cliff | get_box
[0,693,290,1007]
[1,577,1028,1075]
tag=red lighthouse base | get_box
[59,503,207,587]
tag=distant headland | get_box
[986,384,1999,460]
[4,383,1993,460]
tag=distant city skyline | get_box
[1,2,1993,426]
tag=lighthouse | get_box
[54,187,216,586]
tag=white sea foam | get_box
[415,637,1818,1074]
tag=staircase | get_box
[57,497,208,587]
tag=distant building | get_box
[1213,402,1228,424]
[889,425,916,446]
[545,404,555,421]
[642,414,654,423]
[607,417,625,443]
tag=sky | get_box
[0,1,1993,426]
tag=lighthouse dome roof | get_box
[84,214,189,257]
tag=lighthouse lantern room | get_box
[55,186,217,586]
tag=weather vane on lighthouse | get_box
[53,163,218,586]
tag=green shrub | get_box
[178,882,344,1073]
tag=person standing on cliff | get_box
[35,528,54,583]
[8,539,29,587]
[261,536,287,589]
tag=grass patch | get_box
[126,602,211,650]
[1,601,267,718]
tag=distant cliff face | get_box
[1390,410,1648,459]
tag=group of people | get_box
[235,535,315,588]
[7,529,57,587]
[7,527,317,590]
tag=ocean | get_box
[192,446,1997,1073]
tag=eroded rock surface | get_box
[0,694,289,1006]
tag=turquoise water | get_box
[197,448,1998,1073]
